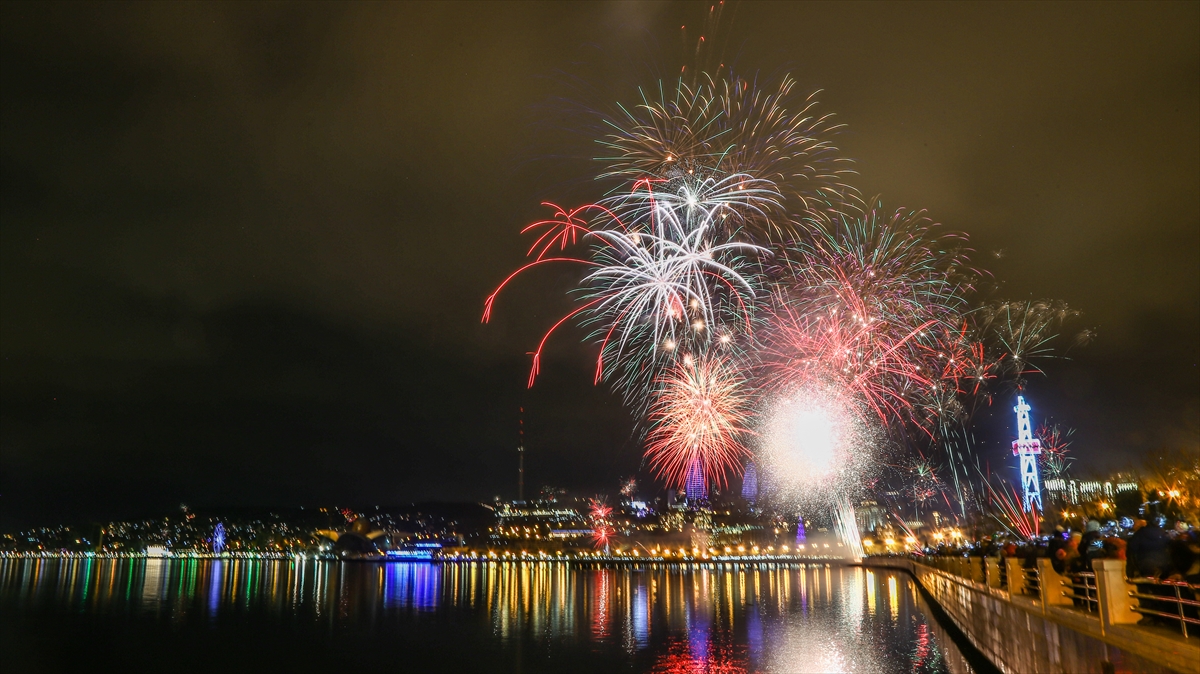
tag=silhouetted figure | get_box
[1077,520,1103,571]
[1126,519,1174,626]
[1127,520,1171,578]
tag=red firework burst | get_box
[762,206,985,436]
[645,355,752,491]
[589,498,614,549]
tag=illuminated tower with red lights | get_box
[1012,395,1043,512]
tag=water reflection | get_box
[1,559,973,673]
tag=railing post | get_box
[985,558,1001,588]
[967,557,983,583]
[1038,558,1071,606]
[1093,558,1139,630]
[1006,558,1025,594]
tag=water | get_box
[1,558,976,673]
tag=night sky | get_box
[2,2,1197,530]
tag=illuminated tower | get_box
[1012,395,1043,512]
[741,462,758,503]
[685,459,706,503]
[517,407,525,502]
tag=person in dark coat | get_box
[1077,520,1104,571]
[1125,519,1174,625]
[1044,527,1066,561]
[1126,519,1171,578]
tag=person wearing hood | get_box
[1077,519,1103,571]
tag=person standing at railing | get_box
[1128,519,1171,579]
[1127,518,1175,626]
[1078,520,1104,572]
[1101,536,1126,561]
[1167,523,1197,581]
[1054,532,1082,575]
[1024,539,1046,570]
[1165,525,1200,625]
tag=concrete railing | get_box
[864,555,1200,674]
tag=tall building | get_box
[741,462,758,503]
[1012,395,1043,512]
[685,459,706,503]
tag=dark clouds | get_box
[1,2,1196,529]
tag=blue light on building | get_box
[741,462,758,502]
[685,459,706,503]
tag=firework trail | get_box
[644,354,753,491]
[984,477,1040,539]
[833,496,866,561]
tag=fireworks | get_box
[484,37,1082,514]
[756,383,873,506]
[589,498,614,550]
[974,299,1080,390]
[903,455,944,506]
[1036,422,1074,481]
[985,478,1040,539]
[597,71,863,237]
[619,477,638,498]
[761,205,979,433]
[644,355,753,491]
[483,192,768,397]
[583,211,768,401]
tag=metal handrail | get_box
[1023,566,1041,597]
[1128,576,1200,639]
[1063,571,1099,613]
[1024,569,1040,596]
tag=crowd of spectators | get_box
[1002,517,1200,585]
[918,516,1198,630]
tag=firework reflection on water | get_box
[0,558,973,673]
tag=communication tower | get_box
[517,407,525,502]
[1012,395,1043,512]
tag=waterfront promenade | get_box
[864,555,1199,674]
